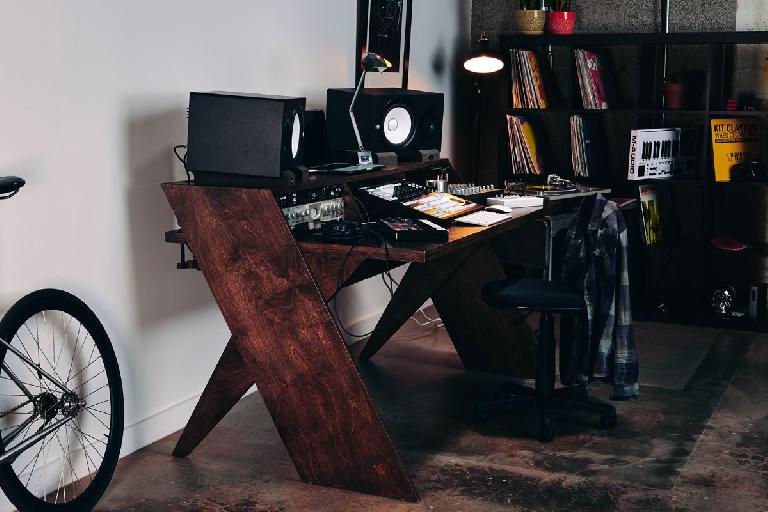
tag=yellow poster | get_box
[711,118,762,182]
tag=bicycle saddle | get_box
[0,176,25,196]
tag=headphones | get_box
[321,220,369,245]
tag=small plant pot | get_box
[517,10,546,35]
[664,82,686,110]
[547,11,576,35]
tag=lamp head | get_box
[464,33,504,74]
[361,52,392,73]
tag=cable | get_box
[330,227,403,339]
[332,243,380,339]
[173,145,191,184]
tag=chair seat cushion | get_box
[482,278,585,313]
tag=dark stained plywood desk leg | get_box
[173,338,254,457]
[432,242,537,378]
[163,184,418,502]
[359,247,479,361]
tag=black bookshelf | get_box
[497,32,768,188]
[493,31,768,329]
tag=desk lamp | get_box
[348,52,392,165]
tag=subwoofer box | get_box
[187,92,306,178]
[326,88,443,160]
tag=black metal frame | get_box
[355,0,414,89]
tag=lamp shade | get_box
[362,52,392,72]
[464,36,504,74]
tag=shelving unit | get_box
[492,31,768,328]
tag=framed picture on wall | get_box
[355,0,414,89]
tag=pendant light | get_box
[464,32,504,74]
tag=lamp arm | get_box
[349,69,367,151]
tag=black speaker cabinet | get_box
[187,92,306,178]
[326,88,443,159]
[304,109,331,166]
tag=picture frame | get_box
[355,0,414,89]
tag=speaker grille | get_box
[382,106,414,146]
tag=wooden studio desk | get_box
[162,159,554,502]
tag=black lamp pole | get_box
[473,77,482,184]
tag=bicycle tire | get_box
[0,289,123,511]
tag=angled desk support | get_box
[162,164,542,502]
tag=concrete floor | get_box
[94,317,768,511]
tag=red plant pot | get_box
[548,11,576,35]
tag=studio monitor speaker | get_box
[186,92,306,178]
[326,88,443,159]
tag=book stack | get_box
[509,49,548,109]
[574,49,609,109]
[570,115,594,178]
[506,115,544,176]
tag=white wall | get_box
[0,1,469,506]
[732,2,768,104]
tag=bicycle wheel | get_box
[0,289,123,511]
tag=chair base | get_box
[475,383,617,443]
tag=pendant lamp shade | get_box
[464,33,504,74]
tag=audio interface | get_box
[275,185,345,230]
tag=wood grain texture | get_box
[359,247,478,361]
[301,248,368,301]
[173,338,255,457]
[432,243,537,378]
[162,183,418,502]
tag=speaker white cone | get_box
[291,112,301,159]
[383,106,413,146]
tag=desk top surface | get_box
[295,206,553,264]
[164,159,564,264]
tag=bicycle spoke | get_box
[86,398,110,408]
[70,423,108,450]
[76,368,106,393]
[0,374,44,390]
[84,406,110,417]
[54,429,67,503]
[0,398,34,419]
[56,425,79,502]
[19,326,60,389]
[14,330,46,392]
[83,381,110,400]
[65,331,90,386]
[73,424,96,484]
[84,408,110,431]
[66,343,99,385]
[21,431,57,488]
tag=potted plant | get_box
[663,73,686,110]
[548,0,576,35]
[517,0,546,36]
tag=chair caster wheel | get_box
[537,420,554,443]
[475,404,490,423]
[600,410,617,429]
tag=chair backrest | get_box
[551,194,600,281]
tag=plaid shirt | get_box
[561,194,639,400]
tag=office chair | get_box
[474,209,617,442]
